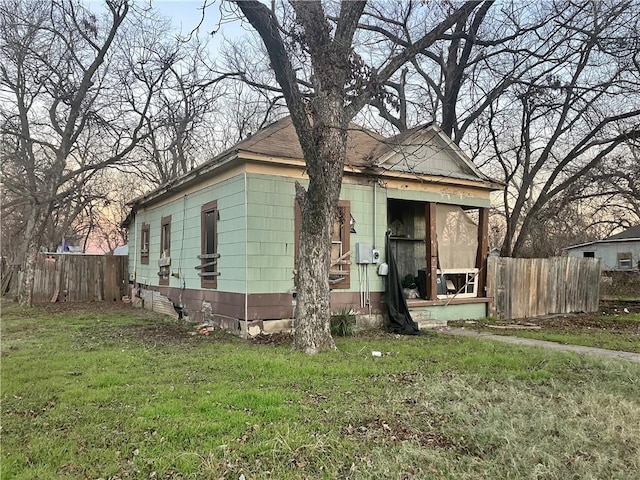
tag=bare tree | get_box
[575,142,640,231]
[213,33,288,148]
[362,0,640,257]
[0,0,172,305]
[82,171,146,253]
[486,1,640,256]
[227,0,481,352]
[361,1,545,143]
[127,28,229,186]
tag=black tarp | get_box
[385,232,420,335]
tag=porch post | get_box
[476,207,489,297]
[425,202,438,300]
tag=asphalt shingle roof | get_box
[233,116,385,167]
[606,225,640,240]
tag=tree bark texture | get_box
[293,102,348,353]
[237,0,359,352]
[17,204,49,306]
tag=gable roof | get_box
[128,115,500,210]
[374,123,490,182]
[565,225,640,250]
[234,116,495,181]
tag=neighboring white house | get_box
[113,245,128,256]
[565,225,640,271]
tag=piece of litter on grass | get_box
[372,351,382,357]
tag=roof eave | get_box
[565,237,640,250]
[127,150,239,209]
[371,166,502,191]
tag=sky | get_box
[143,0,246,46]
[81,1,246,253]
[85,0,247,50]
[152,1,216,35]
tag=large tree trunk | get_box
[18,205,47,306]
[294,186,336,353]
[293,105,347,353]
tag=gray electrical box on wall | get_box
[355,242,373,264]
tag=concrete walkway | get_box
[440,328,640,363]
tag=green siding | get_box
[244,173,489,296]
[130,174,247,294]
[411,303,487,321]
[130,171,491,300]
[246,175,296,294]
[245,174,388,295]
[340,183,387,295]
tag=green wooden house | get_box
[125,117,501,335]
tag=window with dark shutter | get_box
[618,252,632,269]
[140,223,150,265]
[199,201,218,288]
[294,200,351,289]
[159,216,171,285]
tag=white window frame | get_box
[437,268,479,299]
[618,253,632,269]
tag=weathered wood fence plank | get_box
[23,254,128,303]
[487,257,601,320]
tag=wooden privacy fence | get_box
[487,256,601,320]
[27,254,128,303]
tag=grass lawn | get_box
[450,309,640,354]
[2,302,640,479]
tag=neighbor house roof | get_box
[606,225,640,241]
[565,225,640,250]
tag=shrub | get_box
[330,308,357,336]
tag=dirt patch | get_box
[453,300,640,334]
[69,323,201,350]
[458,316,639,335]
[600,300,640,314]
[342,416,457,449]
[102,323,247,349]
[250,332,293,346]
[534,315,639,333]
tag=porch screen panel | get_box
[435,204,478,270]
